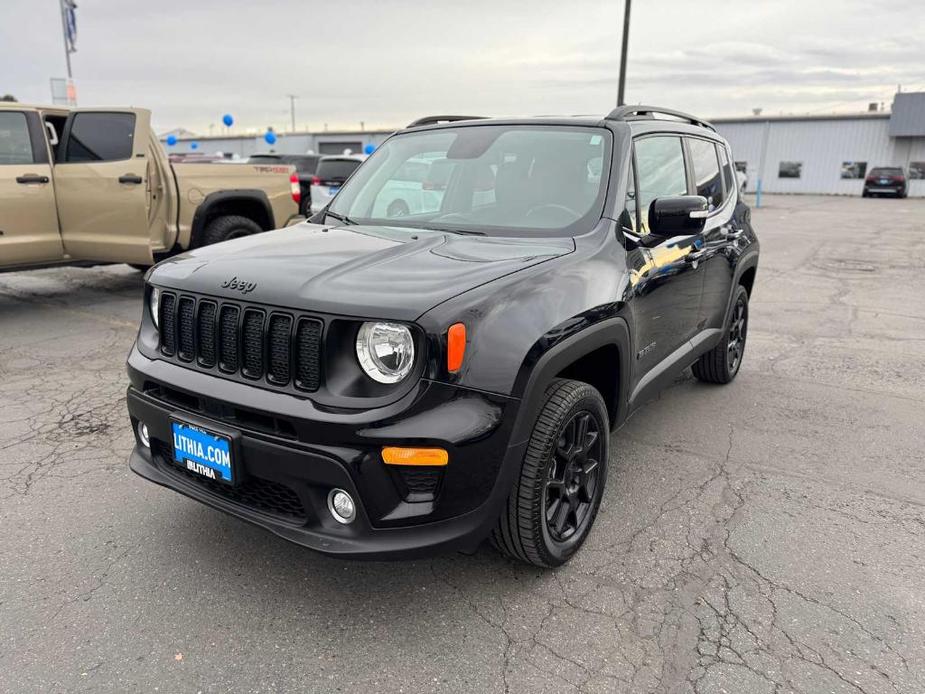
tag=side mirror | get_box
[648,195,709,237]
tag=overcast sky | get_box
[2,0,922,135]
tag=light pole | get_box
[617,0,631,106]
[286,95,298,133]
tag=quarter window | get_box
[0,111,34,165]
[634,136,687,234]
[688,138,724,209]
[718,145,736,199]
[64,112,135,162]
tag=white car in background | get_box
[735,168,748,194]
[309,155,367,214]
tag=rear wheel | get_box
[196,215,262,248]
[491,379,609,568]
[692,285,749,384]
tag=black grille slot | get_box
[177,297,196,361]
[155,291,324,395]
[295,319,322,391]
[197,302,217,367]
[219,305,240,372]
[267,314,293,385]
[160,293,177,356]
[241,310,265,379]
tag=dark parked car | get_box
[863,166,908,198]
[248,153,322,215]
[308,155,365,214]
[127,107,759,567]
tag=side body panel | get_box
[0,109,63,265]
[53,108,161,264]
[172,163,300,248]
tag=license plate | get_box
[879,179,888,184]
[328,186,340,196]
[171,420,234,484]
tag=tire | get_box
[299,196,312,216]
[862,190,869,198]
[195,215,262,248]
[491,379,609,568]
[692,284,749,384]
[387,199,410,218]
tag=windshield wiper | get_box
[324,210,358,225]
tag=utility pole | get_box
[287,95,298,132]
[617,0,631,106]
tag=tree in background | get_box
[0,94,17,102]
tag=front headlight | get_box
[149,286,160,329]
[355,321,415,384]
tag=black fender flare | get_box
[508,316,632,447]
[722,249,759,322]
[190,189,275,245]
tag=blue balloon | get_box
[264,131,277,145]
[364,143,375,155]
[166,134,177,146]
[190,141,199,150]
[222,113,234,127]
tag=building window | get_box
[779,161,802,179]
[734,161,747,173]
[841,162,867,179]
[909,162,925,180]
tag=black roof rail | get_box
[406,115,486,128]
[605,105,715,132]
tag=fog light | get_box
[137,421,150,448]
[328,489,356,524]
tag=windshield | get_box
[328,125,611,237]
[870,167,902,176]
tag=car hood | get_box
[150,223,574,320]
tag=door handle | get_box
[16,174,50,184]
[118,174,143,184]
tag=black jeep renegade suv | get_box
[126,106,758,568]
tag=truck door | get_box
[0,109,63,265]
[53,108,156,264]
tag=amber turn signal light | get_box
[447,322,466,373]
[381,447,449,467]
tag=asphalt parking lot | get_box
[1,194,924,693]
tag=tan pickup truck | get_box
[0,103,301,272]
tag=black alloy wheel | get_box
[726,295,747,374]
[544,411,603,543]
[491,378,609,567]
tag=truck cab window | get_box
[0,112,34,165]
[64,112,135,163]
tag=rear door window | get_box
[0,111,34,165]
[718,145,736,199]
[634,136,688,234]
[315,159,361,182]
[64,112,135,162]
[687,138,724,210]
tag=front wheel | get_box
[491,379,609,568]
[692,284,749,384]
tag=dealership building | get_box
[161,92,925,198]
[713,92,925,197]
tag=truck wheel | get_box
[692,284,749,384]
[491,379,609,568]
[197,215,262,248]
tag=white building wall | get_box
[715,116,925,197]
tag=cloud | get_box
[1,0,922,129]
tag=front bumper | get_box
[126,347,526,559]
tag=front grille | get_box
[154,443,306,522]
[158,291,322,394]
